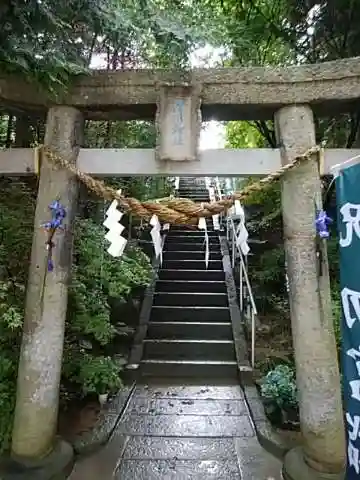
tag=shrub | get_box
[74,354,122,396]
[260,364,298,425]
[0,179,153,451]
[63,217,152,396]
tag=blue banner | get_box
[336,162,360,478]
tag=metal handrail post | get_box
[239,261,243,312]
[251,311,255,368]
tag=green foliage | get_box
[0,179,37,452]
[0,174,155,451]
[242,182,281,217]
[212,0,292,66]
[0,283,23,333]
[260,364,298,411]
[225,121,267,149]
[72,354,122,396]
[64,217,152,395]
[327,234,340,285]
[0,354,17,453]
[332,288,342,352]
[225,120,281,220]
[219,0,360,148]
[84,121,157,149]
[0,0,229,89]
[0,0,100,88]
[252,247,286,295]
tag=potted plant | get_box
[260,364,299,429]
[78,354,122,406]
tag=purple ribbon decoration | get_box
[315,210,332,239]
[41,200,66,271]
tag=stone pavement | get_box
[69,378,282,479]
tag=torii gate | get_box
[1,57,356,479]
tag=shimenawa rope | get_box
[41,145,321,225]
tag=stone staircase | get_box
[140,177,240,378]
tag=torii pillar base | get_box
[0,439,73,480]
[283,448,344,480]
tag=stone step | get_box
[142,339,236,361]
[162,259,223,270]
[178,189,209,195]
[181,196,211,202]
[180,188,209,193]
[163,250,222,261]
[179,177,206,182]
[159,269,225,281]
[164,242,221,252]
[150,305,231,322]
[177,201,211,207]
[155,280,226,293]
[153,292,228,307]
[178,187,208,191]
[147,321,233,340]
[178,194,210,200]
[177,188,209,195]
[180,191,210,196]
[168,225,215,233]
[140,359,238,377]
[178,188,208,193]
[166,234,219,242]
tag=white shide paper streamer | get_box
[103,189,127,257]
[150,214,163,265]
[198,215,209,268]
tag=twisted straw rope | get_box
[42,145,321,225]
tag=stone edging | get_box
[127,235,166,369]
[242,383,300,460]
[218,234,250,371]
[70,382,135,456]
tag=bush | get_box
[75,354,122,396]
[0,179,153,451]
[260,364,299,426]
[63,217,152,397]
[0,179,36,451]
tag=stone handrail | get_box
[1,57,360,120]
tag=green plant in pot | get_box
[260,364,299,428]
[77,354,122,404]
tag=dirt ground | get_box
[58,397,101,440]
[252,312,293,382]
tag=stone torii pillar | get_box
[275,105,345,479]
[10,106,83,475]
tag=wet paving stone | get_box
[135,385,243,400]
[68,381,281,479]
[128,397,247,416]
[235,437,282,480]
[123,436,237,459]
[116,459,241,479]
[118,413,254,437]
